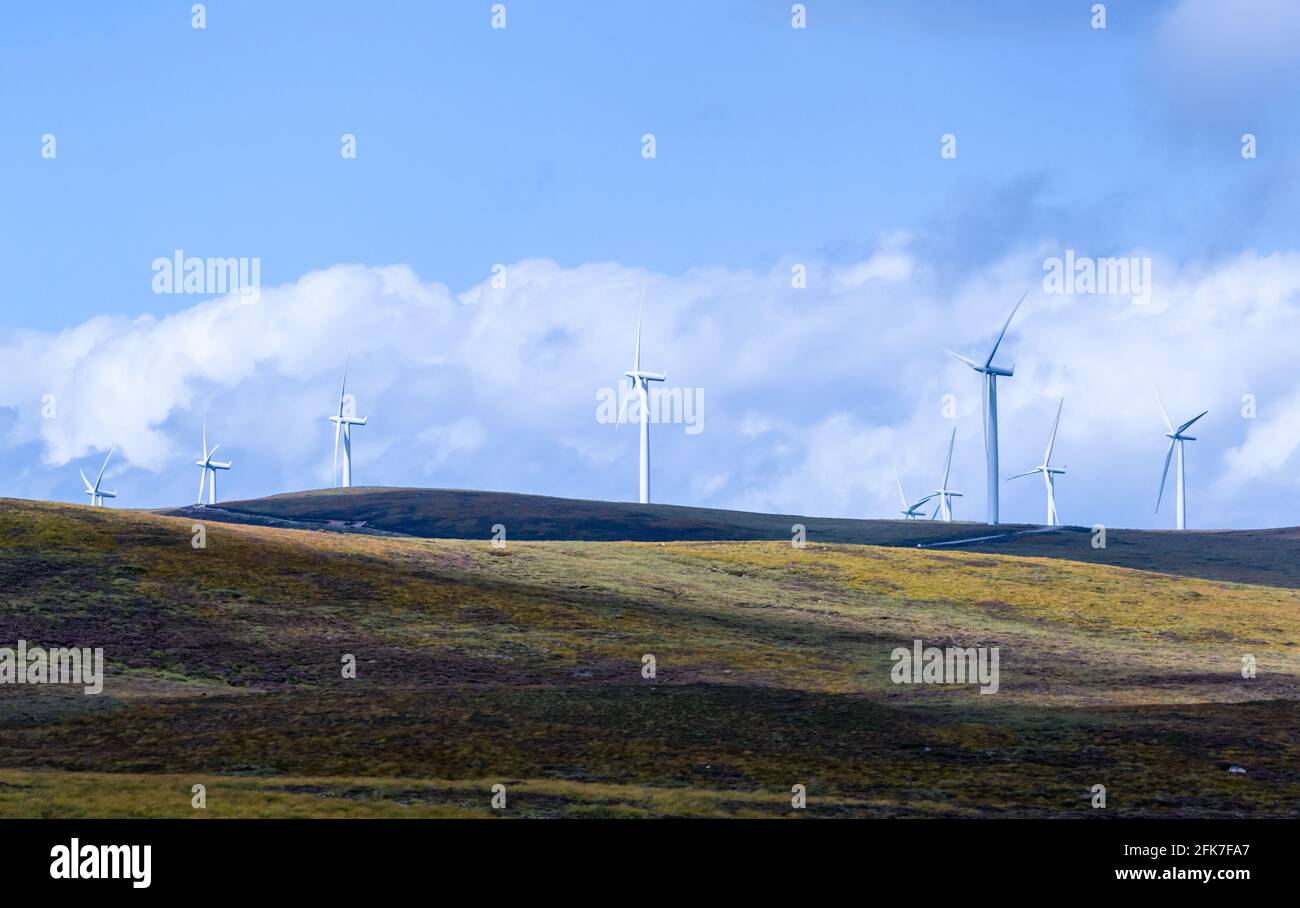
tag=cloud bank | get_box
[2,241,1298,529]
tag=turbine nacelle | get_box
[897,427,962,523]
[901,492,937,519]
[1007,398,1066,526]
[942,291,1029,525]
[1154,389,1206,528]
[623,284,666,505]
[943,350,1016,378]
[328,363,369,488]
[625,370,666,384]
[196,424,235,505]
[894,463,939,519]
[197,448,233,472]
[80,447,118,506]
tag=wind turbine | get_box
[195,421,232,506]
[893,463,936,519]
[621,286,665,504]
[1007,398,1066,526]
[328,363,368,488]
[930,427,963,521]
[944,290,1028,525]
[1155,389,1206,531]
[79,448,117,507]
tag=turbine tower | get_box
[79,448,117,507]
[930,427,963,521]
[1007,398,1066,526]
[195,421,232,506]
[893,463,936,519]
[328,363,368,488]
[1155,389,1207,531]
[944,291,1027,525]
[622,287,665,504]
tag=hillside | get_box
[1,498,1297,818]
[163,487,1300,589]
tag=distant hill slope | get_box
[2,499,1297,818]
[163,487,1300,589]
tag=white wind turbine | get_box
[893,463,936,519]
[944,291,1027,525]
[1007,398,1066,526]
[930,427,963,521]
[195,421,232,506]
[620,286,665,504]
[80,448,117,507]
[328,363,368,489]
[1155,389,1207,531]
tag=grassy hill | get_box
[164,487,1300,589]
[1,497,1296,817]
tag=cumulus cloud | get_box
[2,241,1299,528]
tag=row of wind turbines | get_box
[77,289,1207,530]
[80,364,367,508]
[608,287,1206,530]
[892,292,1207,530]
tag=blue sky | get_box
[2,1,1299,529]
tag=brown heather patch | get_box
[0,499,1295,817]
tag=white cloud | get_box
[833,236,916,289]
[2,242,1299,528]
[1219,386,1300,489]
[416,417,487,473]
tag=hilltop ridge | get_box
[158,486,1300,589]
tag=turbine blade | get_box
[1156,438,1175,512]
[1006,469,1038,481]
[1153,387,1173,433]
[1044,398,1063,464]
[1177,410,1208,435]
[943,348,980,371]
[984,290,1028,369]
[893,463,908,509]
[198,466,207,504]
[633,283,646,374]
[942,427,956,485]
[338,362,349,417]
[95,447,115,488]
[930,501,940,520]
[80,468,93,493]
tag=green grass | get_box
[0,769,864,819]
[0,498,1296,818]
